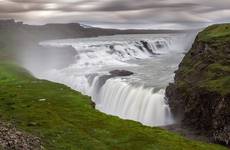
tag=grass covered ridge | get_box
[176,24,230,96]
[197,23,230,42]
[0,62,228,149]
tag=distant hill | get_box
[0,19,191,42]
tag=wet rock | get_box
[90,101,96,109]
[90,70,134,96]
[109,70,134,77]
[140,40,155,54]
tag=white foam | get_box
[92,78,174,126]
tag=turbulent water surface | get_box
[32,33,196,127]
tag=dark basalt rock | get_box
[140,40,155,55]
[109,70,134,77]
[92,70,134,92]
[90,101,96,109]
[166,24,230,146]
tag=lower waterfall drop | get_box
[92,78,174,126]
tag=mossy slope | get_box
[166,24,230,145]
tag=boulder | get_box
[109,70,134,77]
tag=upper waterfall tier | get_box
[40,34,195,69]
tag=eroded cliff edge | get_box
[166,24,230,145]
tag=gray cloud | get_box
[0,0,230,29]
[87,1,199,11]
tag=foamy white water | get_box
[30,33,196,127]
[92,78,173,126]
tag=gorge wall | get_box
[166,24,230,145]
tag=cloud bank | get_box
[0,0,230,29]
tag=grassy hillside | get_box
[0,62,228,150]
[198,23,230,42]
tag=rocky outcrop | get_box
[93,70,134,90]
[0,122,41,150]
[109,70,134,77]
[140,40,155,54]
[166,24,230,145]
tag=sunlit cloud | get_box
[44,3,59,10]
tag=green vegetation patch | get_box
[201,76,230,96]
[0,62,33,83]
[198,24,230,41]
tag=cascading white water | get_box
[32,33,197,127]
[92,78,173,126]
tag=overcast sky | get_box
[0,0,230,29]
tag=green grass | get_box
[0,62,228,150]
[199,63,230,95]
[198,24,230,41]
[201,76,230,95]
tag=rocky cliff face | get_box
[166,24,230,145]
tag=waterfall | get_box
[91,78,174,126]
[33,33,197,127]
